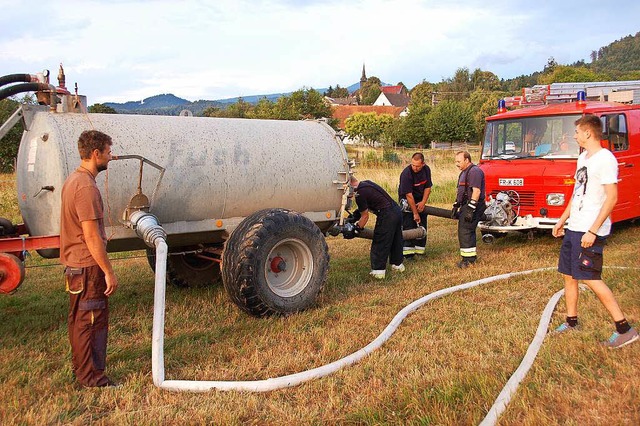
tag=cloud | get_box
[1,0,639,103]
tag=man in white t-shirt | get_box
[552,114,637,348]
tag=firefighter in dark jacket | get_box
[398,152,432,257]
[350,176,405,279]
[452,151,486,268]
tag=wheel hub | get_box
[270,256,287,273]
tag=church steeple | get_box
[360,63,367,88]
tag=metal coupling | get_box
[128,211,167,247]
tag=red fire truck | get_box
[478,81,640,242]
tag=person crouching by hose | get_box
[452,151,486,268]
[350,176,405,279]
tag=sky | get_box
[1,0,639,104]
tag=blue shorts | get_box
[558,229,606,280]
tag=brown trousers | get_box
[65,264,110,387]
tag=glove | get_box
[463,199,477,222]
[451,202,461,219]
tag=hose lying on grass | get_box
[151,264,633,425]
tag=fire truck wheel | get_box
[146,245,221,288]
[222,208,329,317]
[0,253,25,294]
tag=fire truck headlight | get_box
[546,193,565,206]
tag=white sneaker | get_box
[391,263,405,272]
[369,270,386,279]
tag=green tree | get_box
[88,103,117,113]
[344,112,394,146]
[220,98,252,118]
[246,97,275,119]
[439,67,473,101]
[465,91,506,141]
[359,76,382,105]
[201,106,221,117]
[426,100,476,145]
[410,80,437,106]
[325,85,349,98]
[471,69,501,91]
[0,96,34,172]
[538,66,609,84]
[274,88,332,120]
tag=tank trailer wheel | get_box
[222,208,329,317]
[146,245,222,288]
[0,253,25,294]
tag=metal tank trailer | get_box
[0,66,437,316]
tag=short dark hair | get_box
[456,151,472,162]
[411,152,424,162]
[78,130,112,160]
[575,114,602,140]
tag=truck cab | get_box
[478,95,640,240]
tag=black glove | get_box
[451,202,461,219]
[463,199,477,222]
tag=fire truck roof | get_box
[487,101,640,121]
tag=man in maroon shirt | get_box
[60,130,119,387]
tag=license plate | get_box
[499,178,524,186]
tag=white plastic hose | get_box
[149,261,634,424]
[151,267,557,393]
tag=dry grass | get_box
[1,149,639,425]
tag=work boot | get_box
[391,263,405,272]
[457,259,475,269]
[369,270,386,279]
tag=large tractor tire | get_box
[222,208,329,317]
[146,245,222,288]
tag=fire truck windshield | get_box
[482,115,582,160]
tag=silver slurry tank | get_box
[16,106,350,252]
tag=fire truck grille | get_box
[489,190,536,207]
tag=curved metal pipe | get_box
[0,82,57,111]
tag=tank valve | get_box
[128,211,167,248]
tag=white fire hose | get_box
[128,212,631,425]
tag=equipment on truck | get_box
[478,85,640,242]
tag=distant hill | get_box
[101,81,373,115]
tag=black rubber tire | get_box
[222,208,329,317]
[146,245,221,288]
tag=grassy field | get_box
[1,149,639,425]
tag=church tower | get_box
[360,63,367,89]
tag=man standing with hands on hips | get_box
[453,151,485,268]
[552,114,637,348]
[398,152,432,258]
[60,130,120,387]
